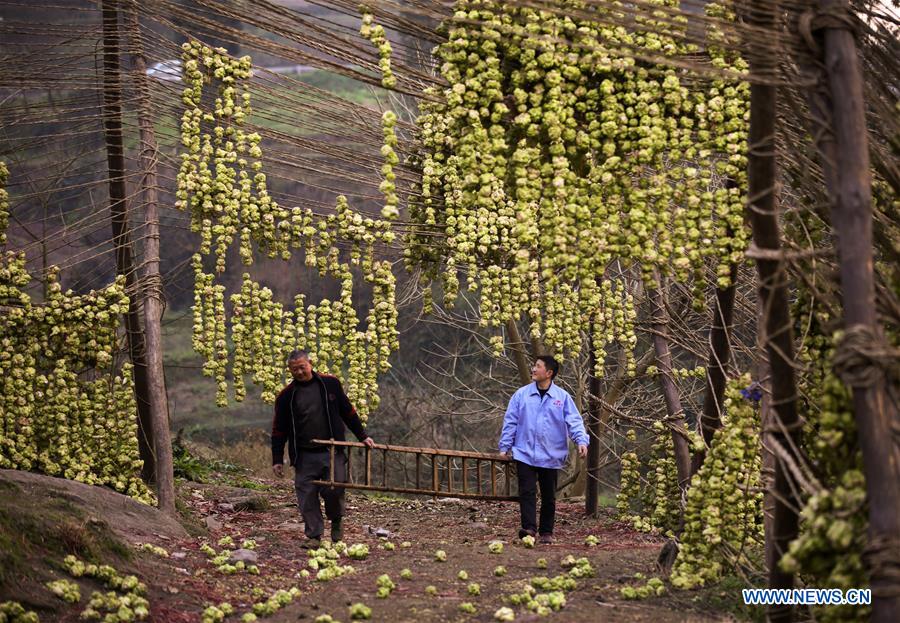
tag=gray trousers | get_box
[293,449,347,539]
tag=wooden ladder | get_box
[311,439,517,501]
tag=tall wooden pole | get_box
[127,1,176,516]
[815,1,900,617]
[747,2,801,620]
[757,291,777,585]
[101,0,156,483]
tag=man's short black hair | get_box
[287,349,310,363]
[536,354,560,379]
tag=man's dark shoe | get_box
[302,537,321,549]
[539,533,553,545]
[331,518,343,543]
[518,528,536,539]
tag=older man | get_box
[272,350,375,547]
[499,355,588,544]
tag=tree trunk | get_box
[747,3,801,618]
[506,318,531,386]
[649,271,692,491]
[816,2,900,617]
[128,0,176,516]
[101,0,155,483]
[693,264,737,475]
[585,348,654,516]
[530,335,546,360]
[585,337,602,516]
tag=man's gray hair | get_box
[287,349,310,362]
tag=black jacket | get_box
[271,372,369,466]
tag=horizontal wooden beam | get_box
[311,439,513,462]
[311,479,518,502]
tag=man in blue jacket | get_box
[272,350,375,547]
[499,355,588,544]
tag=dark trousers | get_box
[293,449,347,539]
[516,460,558,535]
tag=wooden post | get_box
[504,460,511,497]
[415,452,421,489]
[382,448,387,487]
[815,2,900,617]
[432,454,438,493]
[447,456,453,493]
[101,0,157,490]
[347,446,353,483]
[649,270,693,490]
[747,2,801,618]
[330,444,336,484]
[127,0,175,517]
[462,458,468,495]
[757,294,777,577]
[365,445,372,486]
[490,460,496,497]
[476,460,482,495]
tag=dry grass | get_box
[216,432,273,478]
[183,429,273,479]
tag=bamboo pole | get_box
[100,0,156,488]
[816,2,900,616]
[127,0,175,516]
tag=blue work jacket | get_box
[498,382,589,469]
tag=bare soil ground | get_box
[1,471,757,622]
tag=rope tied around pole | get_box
[798,7,860,58]
[832,324,900,389]
[122,273,167,311]
[139,273,166,302]
[863,533,900,598]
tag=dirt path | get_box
[123,479,738,623]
